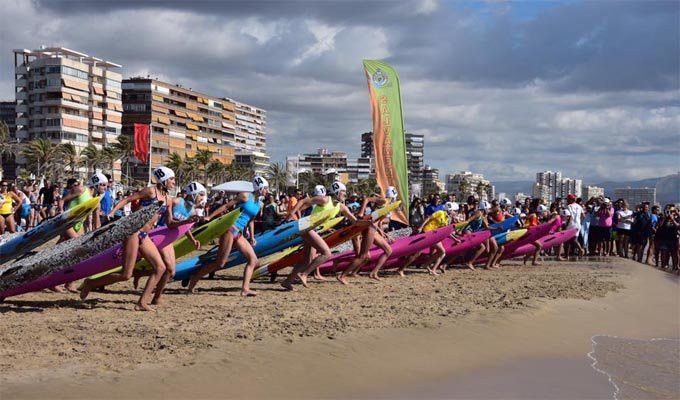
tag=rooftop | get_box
[13,46,121,68]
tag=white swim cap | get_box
[89,172,108,188]
[184,181,206,196]
[445,201,459,212]
[330,181,346,195]
[153,167,175,183]
[478,200,490,210]
[314,185,327,197]
[252,176,269,191]
[386,186,398,199]
[537,204,548,213]
[500,198,512,206]
[560,208,570,217]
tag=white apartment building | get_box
[13,46,123,179]
[533,170,582,201]
[445,171,493,200]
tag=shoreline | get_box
[1,258,678,399]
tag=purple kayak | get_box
[319,225,455,273]
[507,228,578,259]
[0,224,192,299]
[382,229,492,269]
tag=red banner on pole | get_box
[133,124,150,163]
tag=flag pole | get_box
[147,122,152,186]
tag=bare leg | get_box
[427,242,447,274]
[152,245,176,305]
[398,251,422,277]
[531,242,543,265]
[484,238,499,269]
[368,234,392,280]
[339,230,374,285]
[467,242,487,270]
[234,236,259,296]
[296,231,332,287]
[187,231,235,292]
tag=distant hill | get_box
[591,173,680,204]
[493,174,679,204]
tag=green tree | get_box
[22,139,60,181]
[113,135,134,182]
[266,162,287,194]
[206,160,226,186]
[194,149,213,183]
[80,145,105,174]
[57,143,80,180]
[0,121,18,179]
[101,146,122,176]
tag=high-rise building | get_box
[346,157,372,184]
[12,46,123,180]
[121,78,267,182]
[445,171,493,200]
[583,185,604,200]
[614,187,657,206]
[533,170,582,201]
[422,166,445,195]
[360,131,424,192]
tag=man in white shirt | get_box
[565,194,584,232]
[564,194,585,258]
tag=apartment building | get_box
[583,185,604,200]
[532,170,582,202]
[12,47,123,180]
[121,78,267,181]
[445,171,494,200]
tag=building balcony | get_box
[15,91,27,101]
[15,117,29,126]
[15,78,27,87]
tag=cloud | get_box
[0,0,677,184]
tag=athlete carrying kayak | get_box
[186,176,268,297]
[338,186,397,284]
[80,167,176,311]
[280,181,360,290]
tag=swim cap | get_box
[478,200,490,210]
[445,201,459,212]
[153,167,175,183]
[253,176,269,191]
[500,198,512,206]
[89,172,108,188]
[537,204,548,213]
[184,181,206,196]
[314,185,327,197]
[331,181,346,195]
[386,186,398,199]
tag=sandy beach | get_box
[1,257,677,399]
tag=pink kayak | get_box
[319,225,455,273]
[382,230,491,269]
[0,224,192,299]
[500,222,553,257]
[507,228,578,259]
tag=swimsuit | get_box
[230,194,261,238]
[0,193,13,216]
[67,190,93,232]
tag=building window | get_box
[106,79,121,89]
[123,103,147,112]
[105,126,121,135]
[46,78,61,87]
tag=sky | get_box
[0,0,678,183]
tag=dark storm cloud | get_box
[1,0,678,182]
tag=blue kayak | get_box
[174,210,331,282]
[489,215,520,233]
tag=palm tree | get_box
[22,139,60,181]
[80,145,104,174]
[113,135,134,182]
[101,146,122,176]
[58,143,80,178]
[194,149,213,183]
[0,121,18,179]
[206,160,226,186]
[266,162,287,194]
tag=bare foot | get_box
[65,282,79,293]
[280,281,295,291]
[186,278,198,294]
[337,275,349,285]
[369,274,381,281]
[241,290,257,297]
[133,275,141,290]
[134,303,155,312]
[313,274,327,281]
[79,281,91,300]
[466,263,476,271]
[50,285,66,293]
[398,270,405,277]
[296,272,309,288]
[532,262,541,266]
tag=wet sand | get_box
[0,257,677,399]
